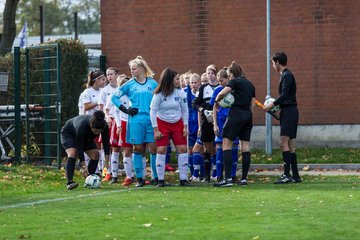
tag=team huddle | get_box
[60,51,302,190]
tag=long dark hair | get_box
[86,69,104,88]
[154,67,178,97]
[89,110,106,129]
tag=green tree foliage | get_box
[0,38,88,125]
[16,0,100,36]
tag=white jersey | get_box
[105,95,115,118]
[150,88,188,127]
[113,95,131,126]
[82,87,101,115]
[78,90,86,115]
[98,84,117,106]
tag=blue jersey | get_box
[111,77,158,115]
[210,86,229,121]
[186,85,198,136]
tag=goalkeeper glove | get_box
[119,105,138,116]
[204,110,214,123]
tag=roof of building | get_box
[13,33,101,55]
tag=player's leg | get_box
[109,146,120,184]
[191,141,204,181]
[231,141,239,183]
[289,139,302,182]
[213,137,233,187]
[275,106,299,184]
[171,121,189,186]
[64,148,78,190]
[145,118,158,184]
[215,143,224,181]
[239,140,251,186]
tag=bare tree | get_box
[0,0,20,56]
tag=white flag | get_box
[18,22,27,48]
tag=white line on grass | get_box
[0,188,146,210]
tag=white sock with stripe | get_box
[178,153,189,180]
[156,154,166,181]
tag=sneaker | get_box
[165,164,175,171]
[213,179,233,187]
[109,177,118,184]
[135,180,145,188]
[292,177,303,183]
[102,173,112,182]
[239,179,248,186]
[190,177,200,182]
[210,176,217,182]
[201,176,210,183]
[274,175,293,184]
[156,180,165,187]
[67,182,78,190]
[151,178,159,186]
[180,180,192,187]
[122,177,133,187]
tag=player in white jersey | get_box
[99,67,120,182]
[82,70,106,176]
[111,75,135,186]
[150,67,190,187]
[83,70,106,115]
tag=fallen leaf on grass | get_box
[253,236,259,240]
[143,223,152,227]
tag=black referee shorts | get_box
[222,107,252,141]
[60,132,97,152]
[280,106,299,139]
[200,118,215,143]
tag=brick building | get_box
[100,0,360,136]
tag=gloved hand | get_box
[204,110,214,123]
[119,105,138,116]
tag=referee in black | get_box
[264,51,302,184]
[213,61,255,187]
[61,110,110,190]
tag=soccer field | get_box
[0,166,359,240]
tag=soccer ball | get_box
[264,97,280,112]
[219,93,235,108]
[84,174,101,189]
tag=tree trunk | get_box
[0,0,20,56]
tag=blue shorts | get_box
[188,132,198,147]
[195,136,203,145]
[126,114,155,144]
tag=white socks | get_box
[123,156,133,178]
[110,151,120,178]
[156,154,166,181]
[178,153,188,180]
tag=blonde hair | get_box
[128,56,154,77]
[190,73,200,83]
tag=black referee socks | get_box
[241,152,251,180]
[66,157,76,183]
[223,150,232,180]
[282,151,291,177]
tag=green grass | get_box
[249,147,360,164]
[0,164,359,240]
[169,147,360,164]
